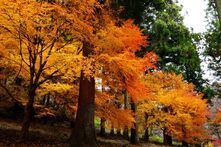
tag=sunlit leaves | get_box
[139,72,209,143]
[95,92,134,129]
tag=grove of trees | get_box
[0,0,220,147]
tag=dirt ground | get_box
[0,119,170,147]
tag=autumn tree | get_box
[113,0,204,91]
[95,92,135,134]
[139,72,209,145]
[58,0,157,146]
[0,0,157,145]
[0,0,83,139]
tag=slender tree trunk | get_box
[116,103,122,136]
[100,118,106,137]
[182,127,188,146]
[163,128,172,145]
[144,128,149,142]
[123,90,129,138]
[218,131,221,140]
[46,93,50,106]
[69,42,97,147]
[110,125,115,136]
[143,113,149,142]
[215,0,221,27]
[123,127,129,139]
[41,95,46,105]
[117,129,121,136]
[21,88,36,140]
[70,119,75,128]
[130,101,138,144]
[182,141,188,147]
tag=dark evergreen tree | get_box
[204,0,221,81]
[113,0,204,90]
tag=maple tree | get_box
[0,0,157,146]
[0,0,83,139]
[62,1,157,146]
[139,72,209,145]
[95,92,134,130]
[0,0,219,146]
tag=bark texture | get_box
[70,72,97,147]
[21,87,36,140]
[70,43,98,147]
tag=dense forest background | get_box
[0,0,220,146]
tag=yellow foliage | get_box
[0,0,158,133]
[37,82,74,96]
[139,71,209,143]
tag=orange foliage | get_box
[139,72,209,143]
[214,111,221,124]
[95,92,134,129]
[95,52,157,102]
[0,0,158,136]
[0,0,157,99]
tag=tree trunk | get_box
[143,113,149,142]
[163,128,172,145]
[130,101,138,144]
[41,95,46,105]
[69,71,97,147]
[21,88,35,140]
[123,128,129,139]
[215,0,221,27]
[144,128,149,142]
[123,90,129,138]
[116,103,122,136]
[69,42,97,147]
[117,129,121,136]
[100,118,106,137]
[46,93,50,106]
[110,125,115,136]
[182,141,188,147]
[218,131,221,140]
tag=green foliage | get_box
[111,0,147,24]
[203,86,217,103]
[148,2,201,82]
[113,0,204,90]
[204,0,221,81]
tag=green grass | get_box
[149,135,163,143]
[149,135,182,146]
[173,141,182,146]
[95,116,101,128]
